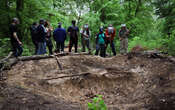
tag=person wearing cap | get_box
[119,24,130,54]
[9,18,23,57]
[80,24,91,54]
[95,27,106,57]
[53,23,67,53]
[105,24,117,56]
[36,19,47,55]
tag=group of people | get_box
[9,18,130,58]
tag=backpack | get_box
[36,25,47,42]
[30,25,38,36]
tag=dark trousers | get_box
[46,38,53,55]
[56,42,64,53]
[69,37,78,53]
[105,40,116,56]
[11,42,23,57]
[32,39,38,55]
[95,44,105,57]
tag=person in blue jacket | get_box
[53,23,67,53]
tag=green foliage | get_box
[88,95,107,110]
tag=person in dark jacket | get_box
[36,19,47,55]
[9,18,23,57]
[53,23,67,53]
[67,20,79,53]
[45,21,53,55]
[30,22,38,55]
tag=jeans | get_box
[105,40,116,56]
[56,42,65,53]
[95,44,105,57]
[11,42,23,57]
[37,42,46,55]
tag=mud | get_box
[0,53,175,110]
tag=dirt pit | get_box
[0,53,175,110]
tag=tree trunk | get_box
[16,0,24,20]
[135,0,141,17]
[16,0,24,37]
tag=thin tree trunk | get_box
[16,0,24,20]
[16,0,24,38]
[135,0,141,17]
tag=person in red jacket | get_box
[105,24,116,56]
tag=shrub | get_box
[88,95,107,110]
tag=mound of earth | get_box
[0,53,175,110]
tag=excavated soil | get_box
[0,53,175,110]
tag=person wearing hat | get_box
[105,24,117,56]
[119,24,130,54]
[9,18,23,57]
[80,24,91,54]
[53,22,67,53]
[36,19,47,55]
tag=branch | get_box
[44,72,90,80]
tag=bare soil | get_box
[0,53,175,110]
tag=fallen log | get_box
[18,55,53,61]
[0,52,91,72]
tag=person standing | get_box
[53,23,67,53]
[36,19,47,55]
[30,22,38,55]
[95,27,106,57]
[67,20,79,53]
[45,21,53,55]
[9,18,23,57]
[105,24,116,56]
[119,24,130,54]
[80,24,91,54]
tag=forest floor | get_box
[0,52,175,110]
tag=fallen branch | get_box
[0,52,13,63]
[18,55,53,61]
[44,72,90,81]
[53,55,63,70]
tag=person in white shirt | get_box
[80,24,91,54]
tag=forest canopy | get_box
[0,0,175,58]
